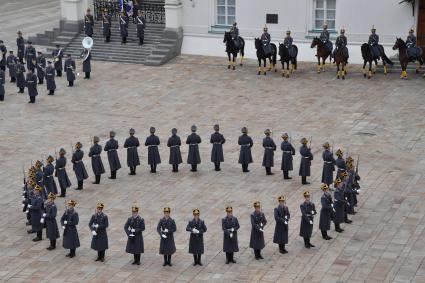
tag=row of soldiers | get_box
[24,126,356,196]
[22,159,360,265]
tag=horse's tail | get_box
[239,37,245,57]
[293,45,298,70]
[271,43,277,65]
[381,50,394,65]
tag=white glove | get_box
[333,208,336,213]
[309,220,313,225]
[62,226,65,229]
[128,226,132,231]
[94,224,99,228]
[64,221,68,225]
[284,221,288,225]
[230,233,233,238]
[92,231,97,236]
[192,228,199,234]
[260,223,263,227]
[22,196,25,199]
[231,228,234,232]
[259,228,264,233]
[22,204,25,208]
[331,204,334,208]
[131,228,135,233]
[28,205,32,208]
[285,215,288,219]
[129,233,134,237]
[25,210,29,214]
[40,218,45,223]
[164,228,168,233]
[92,223,96,228]
[161,234,167,239]
[311,210,315,215]
[43,213,46,217]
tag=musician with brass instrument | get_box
[45,61,56,95]
[36,51,46,85]
[119,10,130,44]
[24,41,36,72]
[136,10,146,46]
[102,9,112,43]
[84,8,94,37]
[52,44,63,77]
[81,47,92,79]
[64,54,76,87]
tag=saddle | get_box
[262,42,272,56]
[407,46,423,61]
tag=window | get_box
[216,0,235,26]
[314,0,335,30]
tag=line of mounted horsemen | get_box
[223,23,425,80]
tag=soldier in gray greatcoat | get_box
[262,129,276,175]
[238,127,253,172]
[55,148,71,197]
[0,41,6,72]
[6,50,17,83]
[28,185,44,241]
[222,206,240,264]
[280,133,295,179]
[71,142,89,190]
[210,124,225,171]
[26,69,38,103]
[43,156,58,195]
[145,127,161,173]
[186,208,207,266]
[45,61,56,95]
[51,44,63,77]
[335,149,346,179]
[44,192,60,250]
[299,191,317,248]
[319,184,333,240]
[88,136,105,184]
[16,61,26,93]
[102,9,112,43]
[321,142,335,186]
[333,178,345,233]
[24,41,36,72]
[167,128,182,172]
[16,31,25,63]
[61,199,80,258]
[84,8,94,37]
[299,137,313,185]
[0,69,4,101]
[89,203,109,262]
[124,128,140,175]
[34,161,45,198]
[64,54,76,87]
[157,207,177,266]
[273,195,290,254]
[340,171,353,223]
[186,125,202,172]
[36,51,46,84]
[136,10,146,45]
[82,48,91,79]
[104,131,121,179]
[250,201,267,260]
[119,11,129,44]
[124,205,145,265]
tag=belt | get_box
[46,175,53,178]
[92,154,99,157]
[337,168,345,171]
[303,156,310,159]
[283,151,292,153]
[189,143,198,146]
[57,167,65,170]
[170,145,180,148]
[148,145,158,147]
[74,160,82,163]
[241,144,250,147]
[265,147,274,149]
[324,161,333,164]
[213,142,222,144]
[108,149,116,152]
[127,146,137,149]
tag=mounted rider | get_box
[368,25,380,58]
[333,27,349,60]
[283,30,296,58]
[230,22,241,49]
[320,23,333,53]
[261,25,272,56]
[406,28,423,60]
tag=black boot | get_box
[67,249,75,258]
[59,187,66,197]
[93,175,101,184]
[197,254,202,266]
[304,237,310,248]
[47,239,56,250]
[281,244,288,254]
[96,251,101,261]
[214,162,221,171]
[258,250,264,259]
[75,180,83,190]
[191,164,197,172]
[283,171,291,179]
[136,254,141,265]
[242,164,249,172]
[302,176,310,185]
[132,254,137,265]
[254,249,260,260]
[230,252,236,263]
[163,255,168,266]
[109,170,116,179]
[308,238,315,248]
[85,72,90,79]
[193,254,197,266]
[266,167,274,175]
[225,253,230,264]
[167,255,172,266]
[335,222,344,233]
[33,230,42,241]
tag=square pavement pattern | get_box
[0,55,425,282]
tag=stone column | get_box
[164,0,183,30]
[60,0,85,32]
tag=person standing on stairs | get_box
[119,11,129,44]
[84,8,94,38]
[136,10,146,46]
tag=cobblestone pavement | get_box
[0,55,425,283]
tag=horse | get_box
[392,38,424,79]
[334,42,348,80]
[223,32,245,70]
[361,43,393,79]
[279,44,298,78]
[311,37,332,73]
[254,38,277,75]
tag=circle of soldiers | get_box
[22,125,361,266]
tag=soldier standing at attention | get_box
[61,200,80,258]
[16,31,25,63]
[186,208,207,266]
[44,192,60,250]
[43,155,58,196]
[280,133,295,180]
[0,68,4,101]
[88,136,105,184]
[84,8,94,37]
[299,137,313,185]
[15,60,26,93]
[145,127,161,173]
[262,129,276,175]
[167,128,182,172]
[319,184,333,240]
[64,54,76,87]
[335,149,346,179]
[210,124,225,171]
[0,40,7,72]
[333,178,345,233]
[36,51,46,84]
[82,48,91,79]
[250,201,267,260]
[238,127,253,172]
[89,203,109,262]
[45,61,56,95]
[55,148,71,197]
[119,11,129,44]
[222,206,240,264]
[321,142,335,186]
[273,195,290,254]
[104,131,121,179]
[124,205,145,265]
[102,9,112,43]
[72,142,89,190]
[24,41,36,72]
[28,185,44,241]
[157,207,177,266]
[26,69,38,103]
[299,191,316,248]
[124,128,140,175]
[6,50,17,83]
[136,10,146,45]
[186,125,202,172]
[52,44,63,77]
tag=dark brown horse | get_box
[334,42,348,80]
[392,38,424,79]
[311,37,332,73]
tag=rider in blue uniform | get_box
[320,23,333,54]
[283,30,296,58]
[230,22,240,48]
[406,28,423,60]
[261,26,272,56]
[368,26,380,58]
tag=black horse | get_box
[254,38,277,75]
[223,32,245,70]
[334,42,348,80]
[311,37,332,73]
[279,44,298,78]
[361,44,393,79]
[392,38,424,79]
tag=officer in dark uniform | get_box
[262,129,276,175]
[43,155,58,195]
[89,136,105,184]
[273,195,290,254]
[0,68,4,101]
[52,44,63,77]
[25,69,38,103]
[145,127,161,173]
[119,11,129,44]
[16,31,25,63]
[333,28,349,60]
[61,199,80,258]
[238,127,253,172]
[210,124,225,171]
[124,205,145,265]
[335,149,346,179]
[319,184,333,240]
[322,142,335,186]
[72,142,89,190]
[6,50,17,82]
[320,23,333,53]
[406,28,422,59]
[36,51,46,84]
[82,48,91,79]
[89,203,109,262]
[250,201,267,260]
[34,161,45,198]
[280,133,295,179]
[299,191,316,248]
[124,128,140,175]
[333,178,345,233]
[44,192,60,250]
[136,10,146,45]
[261,26,272,55]
[102,9,112,43]
[186,125,202,172]
[284,30,296,57]
[104,131,121,179]
[341,171,353,223]
[28,185,44,241]
[157,207,177,266]
[64,54,76,87]
[368,26,380,58]
[84,8,94,37]
[167,128,182,172]
[16,60,26,93]
[45,61,56,95]
[222,206,240,264]
[24,41,36,72]
[186,208,207,266]
[55,148,71,197]
[0,40,7,72]
[230,22,240,48]
[299,137,313,185]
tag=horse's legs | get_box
[258,59,261,75]
[227,53,231,69]
[281,61,285,77]
[416,61,421,74]
[342,63,346,80]
[322,57,326,72]
[232,54,236,70]
[368,61,372,79]
[401,62,407,79]
[337,62,340,79]
[317,57,321,73]
[372,59,378,74]
[362,61,367,78]
[264,59,267,75]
